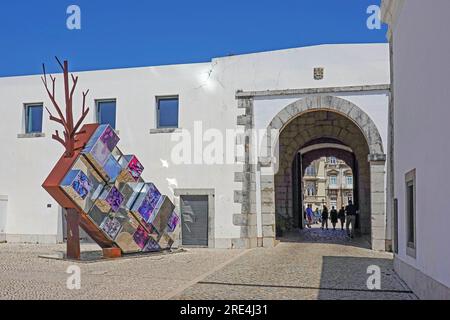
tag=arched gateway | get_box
[234,92,388,251]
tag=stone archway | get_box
[259,96,387,251]
[266,96,384,156]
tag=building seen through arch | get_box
[303,156,353,213]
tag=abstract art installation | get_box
[52,124,180,255]
[41,59,179,259]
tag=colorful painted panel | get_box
[61,170,92,200]
[131,183,161,222]
[117,155,144,183]
[96,185,124,213]
[167,211,180,233]
[100,216,123,240]
[60,157,105,213]
[105,186,124,212]
[133,226,150,249]
[100,126,120,152]
[127,156,144,180]
[72,170,92,199]
[143,237,161,252]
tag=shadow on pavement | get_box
[317,256,415,299]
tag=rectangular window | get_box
[407,184,415,242]
[330,176,337,186]
[305,183,316,196]
[157,96,179,128]
[405,169,416,258]
[25,104,43,134]
[97,100,117,129]
[347,176,353,186]
[329,157,337,165]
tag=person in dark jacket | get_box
[338,206,346,230]
[345,200,357,238]
[321,205,329,230]
[330,206,338,230]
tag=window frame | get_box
[305,182,316,196]
[156,95,179,129]
[405,169,416,258]
[346,175,353,186]
[24,103,44,134]
[96,99,117,129]
[329,175,338,186]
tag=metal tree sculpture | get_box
[41,57,90,158]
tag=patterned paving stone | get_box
[0,229,417,300]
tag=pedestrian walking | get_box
[321,205,329,230]
[314,208,321,224]
[330,206,338,230]
[338,206,346,230]
[306,204,313,228]
[345,200,357,238]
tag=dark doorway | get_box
[180,195,209,246]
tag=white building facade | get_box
[382,0,450,299]
[0,44,390,250]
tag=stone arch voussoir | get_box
[268,96,384,156]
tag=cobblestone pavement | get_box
[0,229,417,300]
[175,228,418,300]
[0,244,244,300]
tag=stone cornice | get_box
[236,84,390,99]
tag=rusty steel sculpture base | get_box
[102,248,122,259]
[66,208,81,260]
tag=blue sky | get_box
[0,0,386,77]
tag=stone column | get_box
[260,171,276,247]
[233,97,258,249]
[369,154,387,251]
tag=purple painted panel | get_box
[105,186,124,212]
[100,126,120,152]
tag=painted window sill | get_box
[17,133,46,139]
[406,244,416,259]
[149,128,182,134]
